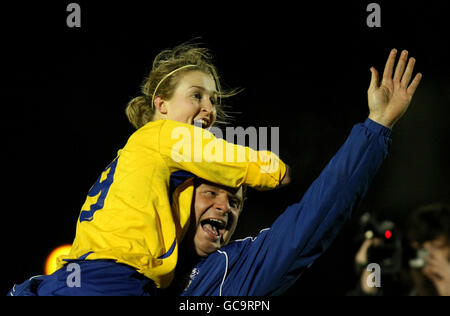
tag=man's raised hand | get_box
[368,49,422,129]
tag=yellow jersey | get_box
[58,119,286,288]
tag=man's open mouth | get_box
[201,218,226,241]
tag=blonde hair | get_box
[125,41,240,129]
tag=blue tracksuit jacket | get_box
[8,118,391,296]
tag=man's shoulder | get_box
[217,228,271,256]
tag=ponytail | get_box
[125,95,154,129]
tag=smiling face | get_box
[188,180,244,257]
[154,70,218,129]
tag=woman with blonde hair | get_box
[9,41,289,295]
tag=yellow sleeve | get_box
[157,120,286,190]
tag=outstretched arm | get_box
[220,49,422,296]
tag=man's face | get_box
[189,181,244,257]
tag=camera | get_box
[407,248,429,269]
[357,212,403,274]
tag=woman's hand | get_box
[368,49,422,129]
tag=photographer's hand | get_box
[368,49,422,129]
[422,244,450,296]
[355,239,382,295]
[355,239,372,266]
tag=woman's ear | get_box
[154,96,168,115]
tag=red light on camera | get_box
[384,230,392,239]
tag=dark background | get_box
[1,1,449,295]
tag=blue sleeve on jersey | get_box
[216,118,391,295]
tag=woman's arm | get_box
[157,120,289,190]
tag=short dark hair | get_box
[405,203,450,244]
